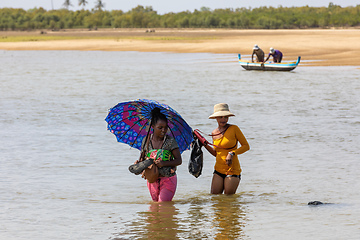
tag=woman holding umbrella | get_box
[106,99,193,202]
[136,108,182,202]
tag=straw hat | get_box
[209,103,235,119]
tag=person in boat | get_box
[129,108,182,202]
[200,103,250,195]
[264,47,283,63]
[251,44,265,62]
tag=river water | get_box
[1,50,359,240]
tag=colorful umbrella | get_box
[105,99,193,153]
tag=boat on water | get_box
[238,54,301,71]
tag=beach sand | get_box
[1,28,360,66]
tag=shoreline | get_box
[1,28,360,67]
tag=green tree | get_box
[205,15,219,27]
[78,0,88,8]
[177,16,189,27]
[63,0,72,9]
[94,0,105,11]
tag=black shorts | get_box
[214,170,241,179]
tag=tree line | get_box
[1,3,359,30]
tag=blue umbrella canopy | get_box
[105,99,193,153]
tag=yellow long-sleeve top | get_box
[213,125,250,175]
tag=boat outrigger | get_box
[238,54,301,71]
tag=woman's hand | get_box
[226,153,233,166]
[154,159,165,168]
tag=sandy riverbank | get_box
[1,28,360,66]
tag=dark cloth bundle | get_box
[188,137,204,178]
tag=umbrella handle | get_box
[140,119,153,152]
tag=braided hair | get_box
[141,107,168,153]
[151,107,168,126]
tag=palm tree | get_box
[94,0,105,11]
[78,0,88,8]
[63,0,72,9]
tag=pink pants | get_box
[147,175,177,202]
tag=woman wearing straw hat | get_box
[202,103,250,194]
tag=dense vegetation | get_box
[1,3,359,30]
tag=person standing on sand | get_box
[264,47,283,63]
[251,44,265,62]
[200,103,250,195]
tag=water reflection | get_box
[112,202,179,239]
[111,195,247,239]
[142,202,179,239]
[211,195,247,240]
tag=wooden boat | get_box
[238,54,301,71]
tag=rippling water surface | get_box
[1,50,359,239]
